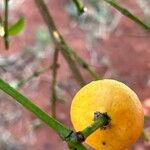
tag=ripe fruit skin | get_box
[70,79,144,150]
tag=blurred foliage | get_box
[136,0,150,25]
[36,26,52,44]
[0,0,25,10]
[65,0,121,40]
[66,0,112,23]
[65,0,121,66]
[0,130,26,150]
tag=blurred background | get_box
[0,0,150,149]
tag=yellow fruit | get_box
[70,79,144,150]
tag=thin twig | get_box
[51,49,59,118]
[35,0,86,87]
[17,65,50,88]
[71,50,101,80]
[72,0,86,15]
[0,14,3,24]
[4,0,9,49]
[35,0,100,86]
[103,0,150,30]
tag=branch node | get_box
[71,131,85,143]
[53,30,61,42]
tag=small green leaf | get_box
[8,17,25,36]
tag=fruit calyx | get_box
[94,111,111,129]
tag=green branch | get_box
[4,0,9,49]
[0,78,88,149]
[103,0,150,30]
[0,78,71,138]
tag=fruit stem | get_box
[66,112,110,147]
[81,112,111,139]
